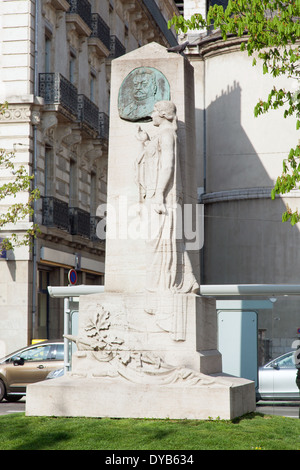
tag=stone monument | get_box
[26,43,255,419]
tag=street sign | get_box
[68,269,77,285]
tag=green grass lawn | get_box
[0,412,299,450]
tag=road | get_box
[0,398,26,415]
[256,402,300,418]
[0,399,299,418]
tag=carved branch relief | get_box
[66,304,220,388]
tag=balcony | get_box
[109,35,126,59]
[78,94,99,136]
[47,0,70,11]
[39,73,78,121]
[98,112,109,140]
[42,197,105,243]
[66,0,92,36]
[42,196,69,231]
[69,207,91,238]
[88,13,110,57]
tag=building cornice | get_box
[201,187,300,204]
[187,31,300,60]
[186,32,247,60]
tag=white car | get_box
[256,351,300,401]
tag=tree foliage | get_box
[169,0,300,225]
[0,103,40,252]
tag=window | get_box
[10,344,64,363]
[270,353,295,369]
[12,345,52,362]
[69,158,78,207]
[44,145,53,196]
[45,29,52,73]
[49,344,64,361]
[90,69,96,102]
[69,50,77,85]
[90,171,97,214]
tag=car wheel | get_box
[0,380,6,402]
[6,395,23,402]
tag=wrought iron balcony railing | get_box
[109,35,126,59]
[90,13,110,51]
[42,197,105,243]
[66,0,92,29]
[42,196,69,231]
[77,94,99,134]
[98,112,109,140]
[69,207,91,238]
[39,73,78,119]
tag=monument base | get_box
[25,291,256,420]
[26,373,255,420]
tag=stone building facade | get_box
[184,0,300,359]
[0,0,178,355]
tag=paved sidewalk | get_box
[0,399,299,418]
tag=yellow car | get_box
[0,340,64,402]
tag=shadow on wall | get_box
[200,81,300,285]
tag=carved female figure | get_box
[135,100,198,298]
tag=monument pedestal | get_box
[26,293,255,420]
[68,292,223,375]
[26,373,255,420]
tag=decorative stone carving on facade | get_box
[99,158,108,183]
[31,111,41,125]
[54,124,73,152]
[63,128,82,154]
[41,0,70,14]
[0,106,32,123]
[41,112,58,142]
[80,141,102,171]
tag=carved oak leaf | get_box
[110,337,124,345]
[85,306,110,338]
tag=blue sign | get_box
[68,269,77,285]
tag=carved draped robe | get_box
[137,126,198,295]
